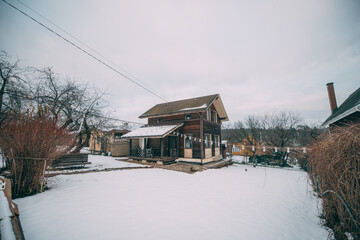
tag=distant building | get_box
[322,83,360,127]
[89,129,139,157]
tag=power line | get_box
[1,0,168,103]
[14,0,163,100]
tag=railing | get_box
[170,148,178,157]
[131,148,178,159]
[132,148,162,158]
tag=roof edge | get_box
[322,104,360,127]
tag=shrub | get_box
[309,124,360,239]
[0,113,75,198]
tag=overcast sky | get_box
[1,0,359,125]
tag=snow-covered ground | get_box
[46,155,146,174]
[14,165,329,240]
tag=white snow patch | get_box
[122,125,179,138]
[46,155,145,174]
[180,104,207,111]
[15,165,329,240]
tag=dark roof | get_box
[139,94,227,119]
[322,87,360,126]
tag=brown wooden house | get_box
[121,94,229,164]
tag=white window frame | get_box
[185,134,192,149]
[206,109,211,121]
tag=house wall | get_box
[148,113,200,125]
[89,131,104,153]
[111,139,139,157]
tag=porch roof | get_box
[121,123,183,139]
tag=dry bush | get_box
[0,113,75,198]
[309,124,360,239]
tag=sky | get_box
[1,0,359,125]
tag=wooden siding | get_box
[203,120,221,135]
[111,139,139,157]
[148,113,200,125]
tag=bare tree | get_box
[29,67,109,152]
[260,112,302,166]
[231,115,261,145]
[0,51,27,125]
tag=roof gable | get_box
[322,87,360,126]
[139,94,229,121]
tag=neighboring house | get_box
[232,143,252,157]
[89,129,105,153]
[89,129,139,156]
[107,129,139,157]
[322,83,360,127]
[122,94,229,164]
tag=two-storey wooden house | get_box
[122,94,228,164]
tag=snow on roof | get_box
[121,124,183,139]
[180,104,207,111]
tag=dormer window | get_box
[211,110,217,123]
[206,109,211,120]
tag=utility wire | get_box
[14,0,163,100]
[2,0,168,102]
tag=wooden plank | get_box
[160,138,164,159]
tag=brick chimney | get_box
[326,82,337,113]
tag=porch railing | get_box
[131,148,179,159]
[132,148,162,158]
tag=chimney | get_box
[326,82,337,113]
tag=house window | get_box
[205,134,211,148]
[157,118,162,123]
[185,114,191,120]
[233,145,241,152]
[114,132,123,138]
[214,135,219,147]
[206,109,211,120]
[185,134,192,149]
[211,110,217,123]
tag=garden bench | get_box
[52,153,91,168]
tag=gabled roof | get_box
[322,87,360,126]
[139,94,229,121]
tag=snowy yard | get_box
[45,154,147,175]
[14,164,329,240]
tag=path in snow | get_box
[15,164,329,240]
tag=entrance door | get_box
[169,136,178,157]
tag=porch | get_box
[122,124,183,165]
[130,147,177,165]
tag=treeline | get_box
[222,112,324,168]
